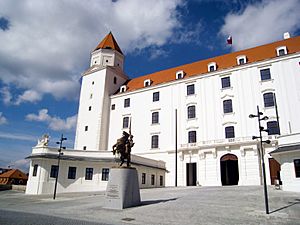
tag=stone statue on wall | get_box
[112,131,134,167]
[36,134,50,147]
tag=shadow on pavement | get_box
[270,199,300,214]
[141,198,178,206]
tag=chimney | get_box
[283,32,290,39]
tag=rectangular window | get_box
[209,65,215,72]
[152,112,159,124]
[88,106,92,111]
[153,92,159,102]
[85,168,93,180]
[151,135,159,149]
[111,104,115,110]
[260,68,271,81]
[142,173,146,184]
[187,105,196,119]
[32,164,38,177]
[50,165,59,178]
[123,117,129,128]
[294,159,300,178]
[160,175,163,186]
[239,58,245,65]
[221,77,231,88]
[101,168,110,181]
[267,121,280,135]
[223,100,233,113]
[151,174,155,185]
[187,84,195,95]
[264,93,275,107]
[188,131,197,143]
[83,146,87,150]
[85,126,88,131]
[225,126,235,138]
[278,49,286,56]
[124,98,130,108]
[68,167,76,179]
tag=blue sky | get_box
[1,0,300,172]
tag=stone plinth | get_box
[104,167,141,209]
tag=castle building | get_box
[26,32,300,194]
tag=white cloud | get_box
[0,86,12,105]
[0,112,7,125]
[26,109,77,131]
[0,0,186,103]
[220,0,300,51]
[0,131,36,141]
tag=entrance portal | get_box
[269,158,281,185]
[220,154,239,186]
[186,163,197,186]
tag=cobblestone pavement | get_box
[0,186,299,225]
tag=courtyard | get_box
[0,185,299,225]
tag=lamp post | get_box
[53,134,67,200]
[249,106,271,214]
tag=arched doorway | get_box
[220,154,239,186]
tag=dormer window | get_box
[276,46,287,56]
[208,62,217,72]
[236,55,247,65]
[176,70,185,80]
[120,85,127,93]
[144,79,152,87]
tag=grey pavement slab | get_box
[0,186,299,225]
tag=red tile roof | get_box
[123,36,300,93]
[94,32,123,55]
[0,169,28,179]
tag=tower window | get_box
[92,81,94,85]
[187,84,195,95]
[32,164,38,177]
[187,105,196,119]
[90,93,93,99]
[223,99,233,113]
[123,117,129,128]
[188,131,197,143]
[85,126,88,131]
[111,104,115,110]
[225,126,235,138]
[83,146,87,150]
[260,68,271,81]
[221,77,231,88]
[267,121,280,135]
[88,106,92,111]
[263,92,274,107]
[153,92,159,102]
[124,98,130,108]
[114,77,117,84]
[151,135,159,149]
[152,112,159,124]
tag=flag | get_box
[227,35,232,45]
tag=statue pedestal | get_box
[104,167,141,210]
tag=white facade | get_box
[26,33,300,194]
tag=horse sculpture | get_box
[112,131,134,167]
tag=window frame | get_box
[68,167,77,180]
[152,112,159,124]
[267,121,280,135]
[101,168,110,181]
[223,99,233,113]
[276,46,287,56]
[32,164,38,177]
[151,135,159,149]
[225,126,235,139]
[208,62,217,72]
[124,98,130,108]
[221,77,231,89]
[123,116,129,128]
[142,173,146,184]
[263,92,275,107]
[187,105,196,119]
[236,55,247,65]
[260,68,271,81]
[50,165,59,178]
[153,92,159,102]
[85,168,93,180]
[187,84,195,96]
[188,130,197,143]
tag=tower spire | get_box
[94,32,123,55]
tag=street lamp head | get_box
[249,114,256,118]
[62,147,66,149]
[258,112,263,115]
[264,140,271,144]
[56,142,60,145]
[252,136,259,140]
[62,137,67,141]
[261,116,269,121]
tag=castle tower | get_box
[74,32,128,151]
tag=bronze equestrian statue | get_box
[112,131,134,167]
